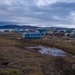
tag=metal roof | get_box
[23,32,41,35]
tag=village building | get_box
[71,30,75,37]
[53,29,66,37]
[22,31,41,38]
[24,29,30,32]
[65,33,72,37]
[14,28,20,32]
[56,29,66,33]
[36,28,47,35]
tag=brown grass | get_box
[0,33,75,75]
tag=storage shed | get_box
[23,32,41,38]
[71,30,75,37]
[65,33,71,37]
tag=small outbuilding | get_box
[22,32,41,38]
[71,30,75,37]
[65,33,71,37]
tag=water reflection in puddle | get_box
[27,46,67,57]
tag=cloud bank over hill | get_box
[0,0,75,27]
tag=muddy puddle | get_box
[27,46,67,57]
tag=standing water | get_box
[27,46,67,57]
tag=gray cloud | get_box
[0,0,75,27]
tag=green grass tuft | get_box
[0,68,24,75]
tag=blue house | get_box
[22,32,41,38]
[14,28,20,32]
[36,28,47,35]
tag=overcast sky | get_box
[0,0,75,27]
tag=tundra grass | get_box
[0,33,75,75]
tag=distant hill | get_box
[43,27,75,31]
[0,24,75,31]
[0,25,38,29]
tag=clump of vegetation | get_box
[0,68,24,75]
